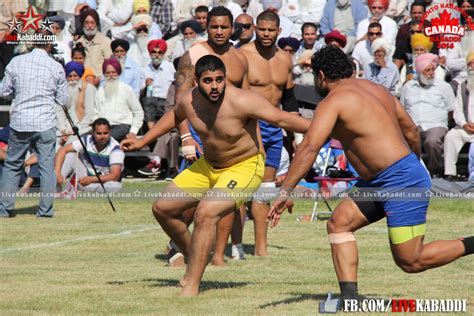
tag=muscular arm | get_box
[281,100,339,192]
[175,52,196,142]
[393,96,421,159]
[244,93,310,133]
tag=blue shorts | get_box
[349,153,432,227]
[259,121,283,169]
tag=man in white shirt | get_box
[94,58,144,142]
[352,21,384,71]
[356,0,398,45]
[444,52,474,180]
[55,118,124,193]
[401,53,455,177]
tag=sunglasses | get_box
[410,30,423,34]
[368,32,382,36]
[137,27,149,34]
[371,6,384,9]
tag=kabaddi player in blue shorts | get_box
[269,46,473,302]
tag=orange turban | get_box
[368,0,389,10]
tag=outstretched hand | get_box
[267,190,294,227]
[121,138,145,152]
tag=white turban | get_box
[131,14,153,28]
[262,0,282,10]
[371,38,392,56]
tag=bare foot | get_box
[180,285,199,297]
[254,249,269,257]
[169,255,186,268]
[178,278,187,288]
[211,257,228,267]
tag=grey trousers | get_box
[152,130,180,169]
[420,127,448,175]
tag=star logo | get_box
[424,190,433,198]
[39,17,54,33]
[352,190,361,198]
[18,6,44,32]
[133,190,141,197]
[6,16,23,33]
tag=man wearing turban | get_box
[58,62,96,138]
[126,14,155,67]
[355,0,398,45]
[401,53,456,177]
[364,37,399,94]
[111,39,142,96]
[94,58,144,142]
[443,51,474,181]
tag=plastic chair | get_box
[310,139,357,221]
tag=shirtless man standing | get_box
[122,55,310,296]
[269,46,474,303]
[174,6,250,266]
[240,10,299,257]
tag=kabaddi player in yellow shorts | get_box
[121,55,310,297]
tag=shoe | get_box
[165,168,179,181]
[166,247,185,267]
[138,160,161,176]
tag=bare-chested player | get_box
[122,55,310,296]
[269,46,473,303]
[173,6,250,266]
[239,10,299,257]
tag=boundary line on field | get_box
[0,226,158,254]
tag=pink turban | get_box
[102,58,122,75]
[368,0,389,9]
[147,39,167,54]
[415,53,439,73]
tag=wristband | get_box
[182,145,196,156]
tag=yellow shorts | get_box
[173,153,265,208]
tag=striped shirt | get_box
[1,49,68,132]
[72,135,125,176]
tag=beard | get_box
[67,81,81,103]
[198,84,225,103]
[183,38,198,51]
[83,27,98,37]
[117,56,125,68]
[137,34,149,52]
[419,73,434,87]
[315,77,329,97]
[467,70,474,92]
[104,78,120,98]
[299,72,315,86]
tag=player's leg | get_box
[389,227,471,273]
[327,195,385,300]
[181,195,237,296]
[212,210,235,266]
[231,204,247,260]
[251,166,277,256]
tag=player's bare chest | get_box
[247,57,287,86]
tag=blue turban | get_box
[64,62,85,77]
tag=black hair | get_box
[207,6,233,26]
[257,10,280,27]
[409,19,422,26]
[368,21,382,30]
[311,46,353,81]
[195,5,209,14]
[71,46,86,59]
[301,22,318,34]
[92,118,111,131]
[411,1,426,11]
[195,55,226,78]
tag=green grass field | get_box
[1,180,473,315]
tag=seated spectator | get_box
[71,46,98,85]
[395,1,425,49]
[261,0,294,38]
[127,14,154,67]
[444,52,474,181]
[364,37,399,94]
[111,39,143,96]
[57,62,96,139]
[401,53,455,177]
[294,22,324,61]
[234,13,255,48]
[94,58,144,142]
[293,50,315,85]
[324,30,347,50]
[280,0,327,38]
[277,36,300,59]
[141,40,175,131]
[150,0,174,38]
[169,20,206,61]
[352,21,383,71]
[74,9,113,79]
[49,15,72,65]
[469,143,474,182]
[55,118,124,193]
[396,33,445,96]
[320,0,368,54]
[110,0,162,41]
[98,0,134,35]
[356,0,398,45]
